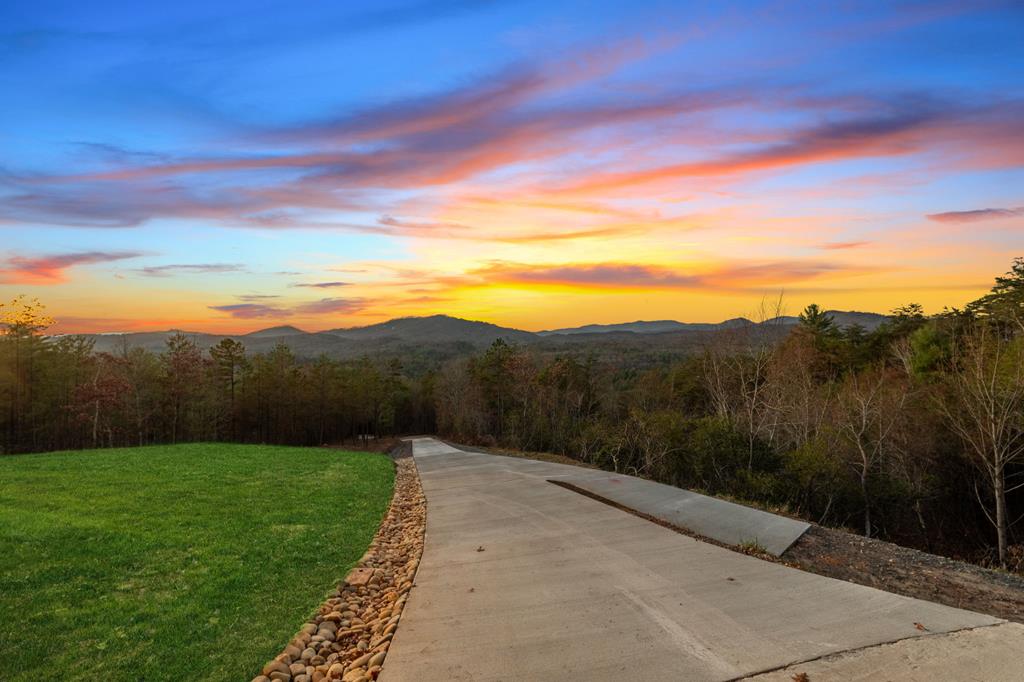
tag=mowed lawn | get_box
[0,443,394,681]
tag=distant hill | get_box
[763,310,888,332]
[244,325,307,338]
[541,311,886,336]
[62,310,889,359]
[325,314,536,346]
[540,317,753,336]
[823,310,888,331]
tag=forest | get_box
[2,258,1023,571]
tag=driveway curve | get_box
[379,438,1023,681]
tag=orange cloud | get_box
[821,241,871,250]
[450,259,882,292]
[0,251,142,284]
[208,297,365,319]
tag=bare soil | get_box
[783,525,1024,624]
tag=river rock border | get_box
[253,453,425,682]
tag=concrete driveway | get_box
[379,438,1024,681]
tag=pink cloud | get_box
[821,241,871,250]
[209,297,365,319]
[5,37,1022,240]
[208,303,285,319]
[466,259,874,291]
[0,251,143,284]
[294,297,364,315]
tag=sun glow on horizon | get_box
[2,1,1022,333]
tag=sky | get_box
[1,0,1022,333]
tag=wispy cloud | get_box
[208,303,283,319]
[553,101,1019,194]
[462,259,872,291]
[926,207,1024,223]
[134,263,245,277]
[475,262,701,288]
[237,294,281,301]
[209,297,364,319]
[291,281,352,288]
[0,39,759,232]
[294,297,364,315]
[8,89,1019,235]
[0,250,142,284]
[821,241,871,250]
[400,294,454,304]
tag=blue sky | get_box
[2,1,1022,331]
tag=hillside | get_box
[765,310,888,331]
[539,320,736,335]
[244,325,307,338]
[67,310,889,359]
[325,314,537,345]
[543,311,886,336]
[824,310,889,330]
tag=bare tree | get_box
[938,329,1024,567]
[702,295,786,469]
[833,365,910,537]
[892,335,915,377]
[889,412,939,548]
[435,360,487,442]
[770,331,835,452]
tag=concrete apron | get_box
[379,438,1017,682]
[550,475,809,556]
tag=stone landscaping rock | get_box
[263,660,291,677]
[250,456,426,681]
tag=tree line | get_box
[2,257,1023,570]
[0,308,436,455]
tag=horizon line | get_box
[45,308,892,337]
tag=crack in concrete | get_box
[726,622,1008,681]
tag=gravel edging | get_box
[252,454,425,682]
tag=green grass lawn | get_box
[0,443,394,681]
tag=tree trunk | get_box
[861,468,872,537]
[994,472,1007,568]
[91,369,100,447]
[136,390,144,446]
[92,400,99,447]
[914,499,929,551]
[172,397,179,444]
[229,371,236,440]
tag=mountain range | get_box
[65,311,889,360]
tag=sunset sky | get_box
[2,0,1022,333]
